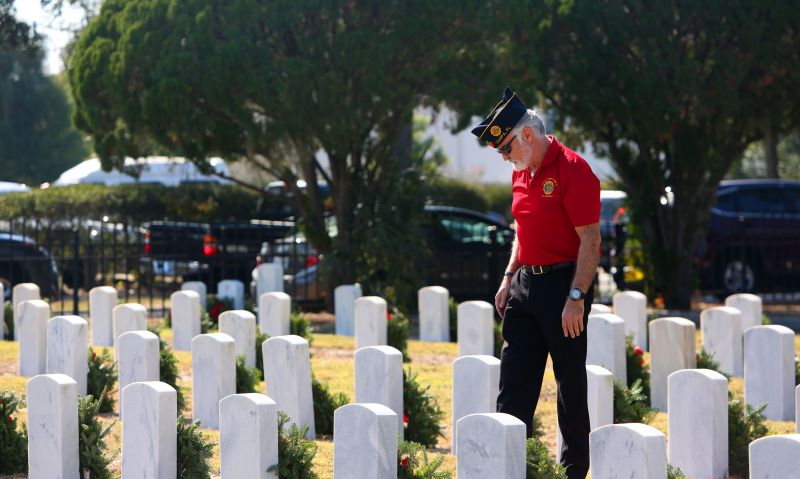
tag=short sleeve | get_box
[562,160,601,227]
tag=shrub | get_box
[78,393,115,479]
[667,464,688,479]
[613,379,655,424]
[2,301,12,340]
[86,347,117,413]
[526,436,567,478]
[290,311,313,344]
[397,439,451,479]
[696,348,730,379]
[311,375,349,437]
[176,417,214,479]
[0,390,27,474]
[404,368,445,447]
[448,297,458,343]
[728,399,768,477]
[268,411,319,479]
[625,335,650,400]
[388,307,410,362]
[235,355,262,394]
[148,326,186,413]
[256,327,269,375]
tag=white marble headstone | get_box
[457,301,494,356]
[725,293,762,332]
[452,355,501,452]
[590,303,612,315]
[256,262,284,298]
[355,346,404,435]
[333,403,398,479]
[701,306,743,377]
[586,313,627,384]
[590,423,667,479]
[612,290,647,351]
[418,286,450,342]
[219,310,257,368]
[668,369,728,479]
[89,286,117,347]
[112,303,147,354]
[18,299,49,377]
[182,281,207,309]
[335,284,362,336]
[121,381,177,479]
[354,296,388,349]
[263,335,315,438]
[220,393,279,479]
[13,282,40,341]
[557,365,615,462]
[26,374,79,479]
[744,325,795,421]
[191,333,236,429]
[797,385,800,434]
[171,290,201,351]
[118,330,160,417]
[46,315,89,396]
[217,279,245,310]
[748,434,800,479]
[456,413,526,479]
[649,317,696,411]
[259,292,291,337]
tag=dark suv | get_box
[0,232,60,300]
[696,179,800,294]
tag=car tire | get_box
[720,258,757,294]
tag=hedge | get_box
[0,184,265,223]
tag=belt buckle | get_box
[532,265,544,274]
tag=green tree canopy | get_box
[0,0,88,185]
[444,1,800,307]
[68,0,483,302]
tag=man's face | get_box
[497,128,531,171]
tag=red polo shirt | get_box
[511,136,600,265]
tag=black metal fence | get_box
[0,217,324,317]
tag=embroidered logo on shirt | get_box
[542,178,557,196]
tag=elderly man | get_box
[471,86,601,478]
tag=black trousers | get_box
[497,264,594,479]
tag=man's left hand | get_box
[561,299,585,338]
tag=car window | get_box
[438,217,494,244]
[735,188,788,214]
[714,191,737,212]
[782,188,800,214]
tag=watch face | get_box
[570,289,581,300]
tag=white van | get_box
[0,181,30,195]
[54,156,232,187]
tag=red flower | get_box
[403,413,409,426]
[387,312,393,320]
[6,415,12,424]
[210,301,223,318]
[400,458,409,469]
[634,346,644,357]
[92,351,97,361]
[639,358,645,367]
[696,354,701,364]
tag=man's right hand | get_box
[495,278,511,318]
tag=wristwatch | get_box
[503,271,515,278]
[568,287,586,301]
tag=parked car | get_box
[0,232,59,300]
[54,156,232,186]
[696,179,800,294]
[599,190,629,271]
[140,219,294,290]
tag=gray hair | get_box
[511,109,546,139]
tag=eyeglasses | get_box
[495,135,517,155]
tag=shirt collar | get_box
[540,135,561,167]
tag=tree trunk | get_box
[762,117,780,178]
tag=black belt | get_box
[522,261,575,275]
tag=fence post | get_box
[72,228,80,316]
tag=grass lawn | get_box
[1,327,798,478]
